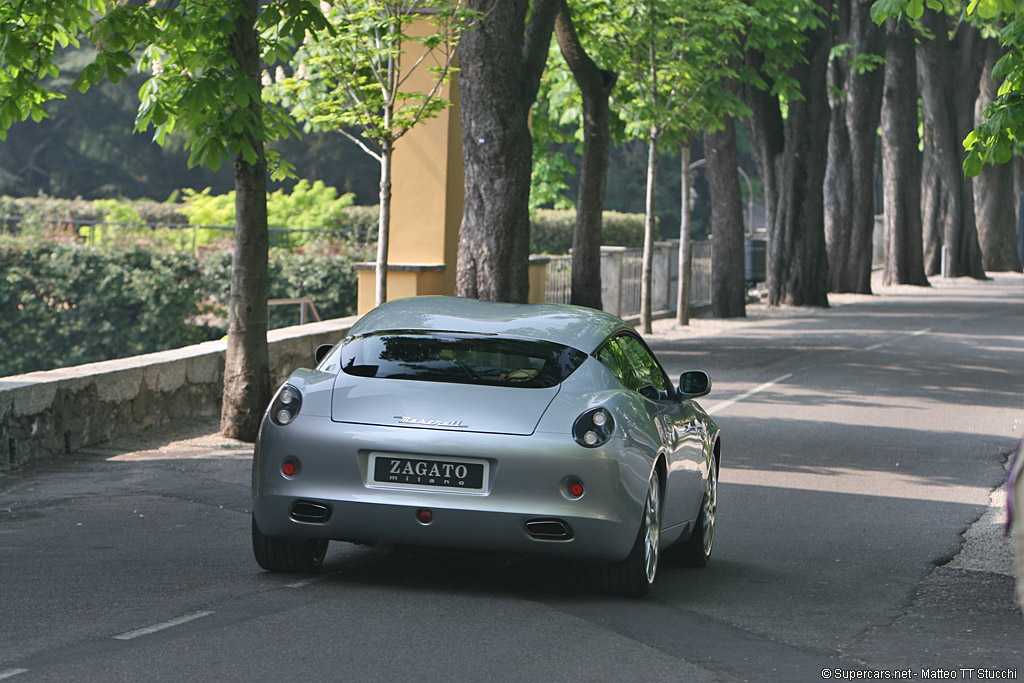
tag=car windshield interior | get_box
[340,331,588,388]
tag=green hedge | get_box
[0,196,645,257]
[0,195,186,236]
[0,194,379,243]
[530,209,646,255]
[0,194,647,376]
[0,235,374,377]
[197,237,375,330]
[0,238,215,376]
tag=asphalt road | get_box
[1,275,1022,682]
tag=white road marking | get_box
[0,670,29,680]
[286,576,326,589]
[112,610,213,641]
[287,567,353,589]
[864,328,931,352]
[708,373,793,415]
[707,327,933,415]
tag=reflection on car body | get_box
[252,296,720,596]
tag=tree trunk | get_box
[677,143,692,325]
[973,40,1023,273]
[1016,158,1024,269]
[824,0,884,294]
[743,0,832,307]
[456,0,556,302]
[553,0,616,310]
[640,132,659,334]
[917,9,986,279]
[742,51,784,251]
[376,136,392,306]
[706,119,746,318]
[881,19,928,287]
[220,0,270,441]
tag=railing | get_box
[268,298,322,325]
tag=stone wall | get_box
[0,317,357,473]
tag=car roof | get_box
[346,296,633,353]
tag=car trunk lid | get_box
[331,378,560,436]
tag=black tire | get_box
[592,470,661,598]
[252,515,328,573]
[673,456,717,567]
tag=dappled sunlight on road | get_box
[106,449,251,462]
[720,466,992,504]
[74,418,255,463]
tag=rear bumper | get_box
[252,414,650,562]
[253,494,640,561]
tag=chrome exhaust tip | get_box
[525,518,573,540]
[291,501,332,523]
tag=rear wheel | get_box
[592,470,660,597]
[675,456,717,567]
[252,515,328,573]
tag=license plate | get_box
[370,454,487,491]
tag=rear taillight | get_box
[573,407,614,448]
[270,385,302,426]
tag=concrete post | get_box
[664,239,679,312]
[653,241,673,313]
[600,247,627,317]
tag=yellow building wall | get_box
[357,19,464,316]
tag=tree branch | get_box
[339,128,383,163]
[521,0,557,104]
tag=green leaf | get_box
[150,102,168,127]
[240,138,258,165]
[71,72,91,94]
[206,143,224,171]
[75,62,103,92]
[963,150,983,177]
[963,128,980,150]
[830,43,852,61]
[994,135,1013,164]
[975,0,1000,18]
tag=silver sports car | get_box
[252,296,720,596]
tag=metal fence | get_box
[690,241,712,308]
[543,240,712,317]
[541,256,570,305]
[620,248,644,317]
[0,215,374,249]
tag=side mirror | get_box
[678,370,711,399]
[314,343,334,365]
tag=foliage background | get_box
[0,194,650,376]
[530,209,645,253]
[0,38,768,243]
[0,224,374,376]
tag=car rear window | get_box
[340,331,587,388]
